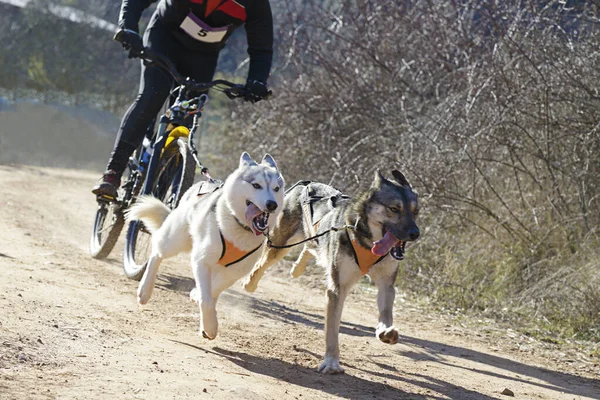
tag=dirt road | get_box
[0,165,598,399]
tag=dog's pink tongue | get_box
[245,203,263,235]
[372,231,401,256]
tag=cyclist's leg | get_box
[93,24,177,196]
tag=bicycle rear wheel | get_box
[89,201,124,259]
[123,138,196,280]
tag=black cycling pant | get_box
[106,20,219,175]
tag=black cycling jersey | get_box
[119,0,273,83]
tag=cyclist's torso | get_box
[120,0,273,82]
[140,0,257,51]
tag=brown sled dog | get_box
[243,170,420,374]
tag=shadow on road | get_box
[157,272,195,293]
[395,335,600,399]
[171,340,436,400]
[224,288,374,338]
[158,274,373,338]
[159,273,600,399]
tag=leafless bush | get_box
[228,0,600,338]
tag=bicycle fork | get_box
[141,116,170,197]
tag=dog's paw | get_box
[290,262,306,278]
[200,323,217,340]
[377,325,399,345]
[200,303,218,340]
[201,330,216,340]
[317,357,344,374]
[242,276,258,293]
[189,288,199,303]
[137,286,152,305]
[290,251,309,278]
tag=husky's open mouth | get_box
[245,201,270,236]
[372,229,403,257]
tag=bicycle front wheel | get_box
[89,159,140,259]
[122,138,196,280]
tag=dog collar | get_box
[233,215,253,233]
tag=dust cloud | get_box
[0,100,118,171]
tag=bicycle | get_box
[89,47,252,281]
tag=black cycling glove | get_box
[244,80,270,103]
[114,29,144,58]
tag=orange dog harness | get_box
[217,232,262,267]
[349,236,387,275]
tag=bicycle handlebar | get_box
[136,47,247,97]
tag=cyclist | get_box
[92,0,273,198]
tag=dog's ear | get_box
[240,152,256,167]
[261,154,278,170]
[391,170,412,189]
[372,169,386,188]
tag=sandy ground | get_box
[0,165,598,400]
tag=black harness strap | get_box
[219,231,227,261]
[346,229,386,272]
[219,232,263,267]
[266,228,339,249]
[267,182,350,250]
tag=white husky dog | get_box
[126,152,285,340]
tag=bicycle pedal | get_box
[97,194,117,202]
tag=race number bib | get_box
[180,13,228,43]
